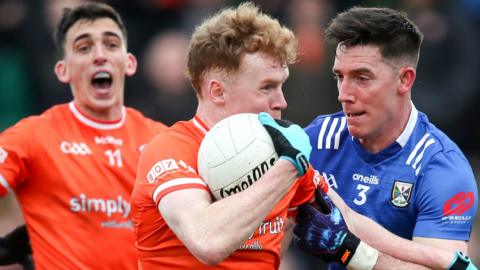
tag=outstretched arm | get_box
[327,189,453,268]
[294,188,476,269]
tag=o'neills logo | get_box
[220,156,277,198]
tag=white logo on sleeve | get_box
[147,158,180,183]
[0,147,7,163]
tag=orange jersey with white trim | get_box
[131,115,317,270]
[0,102,166,269]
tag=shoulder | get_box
[415,112,467,160]
[145,120,202,155]
[2,104,66,135]
[304,112,348,150]
[408,112,473,178]
[304,111,345,131]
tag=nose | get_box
[93,45,107,65]
[337,79,355,103]
[272,88,288,112]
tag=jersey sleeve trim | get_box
[152,177,208,203]
[287,207,298,217]
[0,173,10,196]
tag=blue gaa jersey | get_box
[305,106,478,266]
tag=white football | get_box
[198,113,278,200]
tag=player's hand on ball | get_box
[294,189,360,266]
[258,112,311,176]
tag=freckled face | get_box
[223,51,289,119]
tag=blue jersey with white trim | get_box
[305,110,478,243]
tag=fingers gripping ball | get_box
[258,112,311,175]
[198,113,279,200]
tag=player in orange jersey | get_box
[131,3,328,269]
[0,2,166,269]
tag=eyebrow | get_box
[73,31,122,45]
[332,67,372,75]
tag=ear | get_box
[398,67,416,94]
[207,79,225,105]
[54,60,70,83]
[125,53,137,77]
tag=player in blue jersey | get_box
[296,6,478,270]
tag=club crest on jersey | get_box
[391,181,413,207]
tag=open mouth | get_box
[91,72,112,89]
[346,112,365,118]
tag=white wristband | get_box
[347,241,379,270]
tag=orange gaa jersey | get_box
[0,102,166,269]
[131,115,318,270]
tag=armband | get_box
[448,251,477,270]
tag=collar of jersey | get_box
[395,102,418,147]
[192,115,209,135]
[69,102,126,130]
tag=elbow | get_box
[188,239,233,265]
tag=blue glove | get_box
[258,112,311,175]
[294,189,360,266]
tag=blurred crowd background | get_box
[0,0,479,268]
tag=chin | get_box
[347,125,364,138]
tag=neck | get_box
[73,101,123,122]
[360,102,412,153]
[195,100,225,129]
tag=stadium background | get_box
[0,0,478,268]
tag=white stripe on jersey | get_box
[406,133,436,175]
[317,117,330,149]
[325,118,338,149]
[412,139,435,174]
[69,102,126,130]
[334,117,346,149]
[317,116,346,150]
[415,164,422,176]
[406,133,430,165]
[0,173,10,192]
[192,118,208,135]
[152,177,207,203]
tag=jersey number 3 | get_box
[353,184,370,205]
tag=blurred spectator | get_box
[181,0,231,32]
[282,0,339,126]
[0,0,37,130]
[399,0,480,155]
[127,31,196,125]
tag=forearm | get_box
[162,159,298,264]
[326,189,453,269]
[373,252,437,270]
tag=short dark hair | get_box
[55,2,127,57]
[325,7,423,66]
